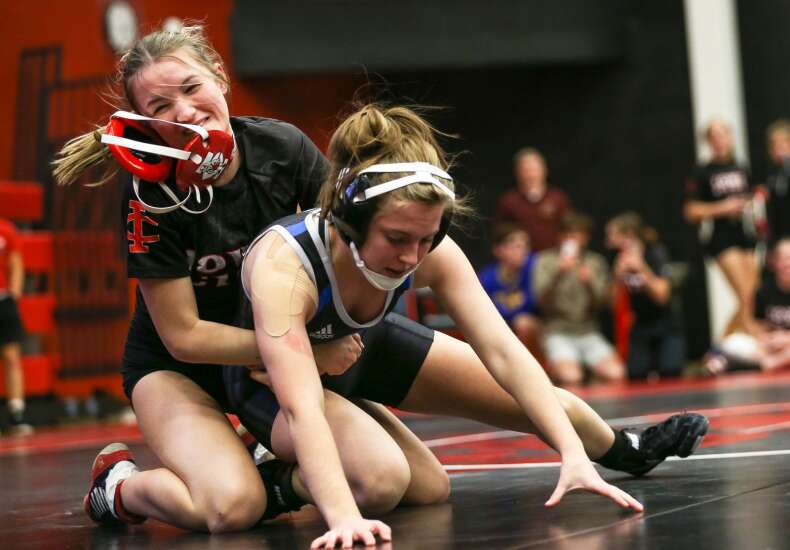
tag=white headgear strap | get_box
[100,110,210,156]
[349,241,416,291]
[350,162,455,202]
[132,176,213,215]
[339,162,454,290]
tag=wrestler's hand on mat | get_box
[313,333,364,376]
[545,458,644,512]
[310,518,392,549]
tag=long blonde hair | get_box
[318,103,473,224]
[52,24,228,187]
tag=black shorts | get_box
[122,345,232,411]
[224,312,435,449]
[0,295,25,345]
[703,225,756,258]
[121,307,233,410]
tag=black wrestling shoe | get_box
[622,412,710,476]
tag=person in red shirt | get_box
[495,148,572,252]
[0,217,30,434]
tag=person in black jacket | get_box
[606,212,685,380]
[764,119,790,249]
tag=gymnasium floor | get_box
[2,371,789,549]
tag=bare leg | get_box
[550,359,585,387]
[399,332,616,459]
[123,371,267,533]
[589,354,627,383]
[353,399,449,505]
[2,342,24,402]
[717,248,759,336]
[2,342,30,431]
[270,389,412,514]
[761,348,790,371]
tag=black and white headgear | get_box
[329,161,455,250]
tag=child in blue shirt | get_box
[479,223,541,356]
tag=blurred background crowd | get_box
[468,129,790,386]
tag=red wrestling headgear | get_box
[100,111,235,214]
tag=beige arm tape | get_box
[244,231,318,337]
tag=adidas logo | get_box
[309,324,334,340]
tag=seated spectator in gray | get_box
[533,212,624,386]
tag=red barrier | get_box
[50,231,127,400]
[0,184,128,400]
[0,182,44,222]
[17,294,55,333]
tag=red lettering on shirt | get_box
[127,200,160,253]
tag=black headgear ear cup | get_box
[330,172,453,251]
[330,173,380,246]
[328,162,456,250]
[430,211,452,251]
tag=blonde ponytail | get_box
[52,129,118,186]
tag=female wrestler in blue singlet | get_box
[226,104,709,549]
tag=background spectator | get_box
[754,238,790,370]
[0,217,30,435]
[764,119,790,249]
[495,148,571,252]
[533,212,624,386]
[606,212,685,381]
[706,238,790,373]
[478,223,542,360]
[684,119,760,337]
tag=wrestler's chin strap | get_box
[132,176,214,215]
